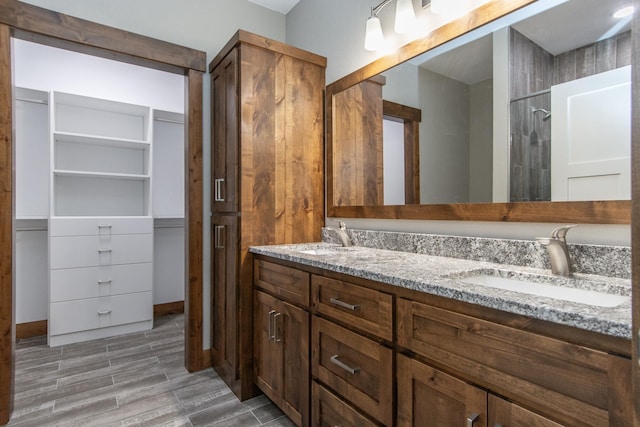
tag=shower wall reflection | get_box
[509,28,631,202]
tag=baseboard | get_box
[17,301,186,339]
[153,300,185,317]
[16,320,47,339]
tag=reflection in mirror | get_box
[331,0,632,208]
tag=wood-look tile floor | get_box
[7,314,295,427]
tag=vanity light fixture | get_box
[613,5,634,18]
[365,0,417,51]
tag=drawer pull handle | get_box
[493,424,503,427]
[97,279,112,285]
[98,310,112,315]
[97,224,112,229]
[330,355,360,374]
[268,310,276,341]
[330,297,360,311]
[98,249,112,253]
[466,413,479,427]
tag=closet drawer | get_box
[49,291,152,335]
[255,259,310,307]
[50,216,153,236]
[50,262,152,302]
[312,317,393,426]
[312,275,393,341]
[312,382,380,427]
[50,233,153,269]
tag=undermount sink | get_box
[459,274,628,308]
[297,248,344,255]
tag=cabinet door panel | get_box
[210,215,238,380]
[254,291,283,400]
[488,394,563,427]
[397,354,487,427]
[211,49,238,213]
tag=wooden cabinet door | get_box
[397,354,487,427]
[255,290,310,426]
[211,48,238,213]
[488,394,563,427]
[210,214,238,382]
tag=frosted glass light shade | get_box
[365,16,384,51]
[394,0,416,34]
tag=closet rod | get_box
[15,97,48,105]
[510,88,551,103]
[15,227,47,232]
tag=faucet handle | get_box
[550,224,577,240]
[333,220,347,230]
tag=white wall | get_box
[18,0,287,348]
[287,0,630,246]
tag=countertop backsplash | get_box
[322,227,631,279]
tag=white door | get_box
[551,66,631,201]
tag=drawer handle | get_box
[97,279,112,285]
[98,310,112,315]
[97,224,112,229]
[330,297,360,311]
[466,413,479,427]
[98,249,112,253]
[330,355,360,374]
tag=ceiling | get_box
[248,0,300,14]
[418,0,633,85]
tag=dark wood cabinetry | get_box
[209,31,325,400]
[253,255,633,426]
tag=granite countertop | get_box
[250,242,632,339]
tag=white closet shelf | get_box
[53,170,150,181]
[54,131,150,149]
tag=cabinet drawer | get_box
[312,317,393,426]
[397,298,630,427]
[255,259,310,307]
[312,382,380,427]
[312,275,393,341]
[50,217,153,236]
[50,262,152,302]
[50,233,153,269]
[49,291,152,335]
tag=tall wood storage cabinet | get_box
[209,30,326,400]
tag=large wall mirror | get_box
[327,0,632,223]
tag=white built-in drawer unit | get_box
[48,217,154,346]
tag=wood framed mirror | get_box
[326,0,631,224]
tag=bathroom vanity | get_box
[250,241,632,427]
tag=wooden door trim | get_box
[0,1,206,423]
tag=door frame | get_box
[0,1,207,424]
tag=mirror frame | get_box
[326,0,631,224]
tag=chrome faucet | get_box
[329,220,353,247]
[536,225,577,276]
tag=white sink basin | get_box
[297,248,344,255]
[460,275,628,308]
